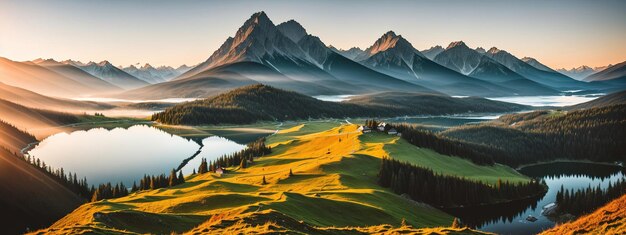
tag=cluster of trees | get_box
[556,179,626,216]
[444,104,626,166]
[22,154,92,199]
[378,157,546,207]
[381,122,498,165]
[198,138,272,174]
[132,169,185,192]
[91,182,129,202]
[152,84,525,125]
[94,112,106,117]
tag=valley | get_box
[1,4,625,235]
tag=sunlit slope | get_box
[34,122,521,234]
[540,194,626,235]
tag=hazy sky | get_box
[1,0,624,69]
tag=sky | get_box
[1,0,624,69]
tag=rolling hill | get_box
[0,82,114,112]
[0,98,80,138]
[152,84,527,125]
[568,89,626,110]
[32,121,518,234]
[0,57,110,98]
[442,102,626,166]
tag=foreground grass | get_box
[33,122,519,234]
[540,194,626,235]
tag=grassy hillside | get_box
[540,194,626,235]
[152,84,526,125]
[0,99,81,138]
[33,122,521,234]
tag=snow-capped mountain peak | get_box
[475,47,486,54]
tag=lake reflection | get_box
[486,94,601,107]
[448,162,625,235]
[27,125,245,186]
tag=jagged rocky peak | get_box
[141,63,154,70]
[475,47,486,54]
[487,47,502,54]
[366,30,417,56]
[446,41,468,49]
[277,19,308,43]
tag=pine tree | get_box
[91,188,101,202]
[262,175,267,185]
[178,171,185,184]
[169,169,178,187]
[289,168,294,177]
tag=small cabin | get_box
[377,122,387,131]
[387,128,398,135]
[358,125,371,133]
[215,167,224,175]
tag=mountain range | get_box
[558,65,612,80]
[1,11,624,101]
[121,64,191,83]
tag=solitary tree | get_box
[451,218,461,229]
[262,175,267,185]
[178,171,185,184]
[289,169,294,177]
[169,169,178,187]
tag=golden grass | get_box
[540,194,626,235]
[32,122,524,234]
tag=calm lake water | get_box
[486,94,602,107]
[313,95,356,102]
[447,162,625,235]
[384,114,501,129]
[27,125,245,186]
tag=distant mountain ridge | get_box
[121,63,191,83]
[63,60,149,89]
[125,11,433,99]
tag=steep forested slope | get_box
[442,104,626,166]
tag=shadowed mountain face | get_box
[125,12,433,99]
[0,121,82,234]
[483,47,588,90]
[584,61,626,82]
[356,33,528,96]
[421,46,444,60]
